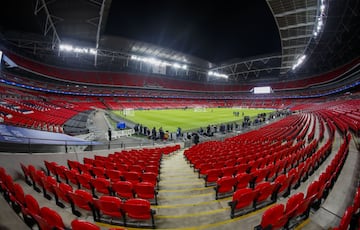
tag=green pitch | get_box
[112,108,274,132]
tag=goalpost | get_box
[194,106,207,112]
[123,108,135,116]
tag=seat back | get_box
[124,198,152,220]
[40,207,65,229]
[260,204,285,228]
[71,219,100,230]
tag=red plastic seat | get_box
[235,173,252,190]
[106,169,123,182]
[93,196,125,224]
[53,182,73,208]
[141,172,158,187]
[123,198,156,228]
[9,183,25,214]
[38,206,65,230]
[55,165,69,183]
[204,168,222,187]
[112,180,134,199]
[67,160,81,172]
[68,189,93,217]
[129,165,143,174]
[285,192,304,220]
[254,182,278,208]
[78,163,93,175]
[77,173,92,190]
[259,204,288,229]
[92,167,106,179]
[64,169,80,188]
[228,188,258,218]
[333,206,354,230]
[21,194,40,228]
[222,166,237,177]
[134,182,158,205]
[215,176,236,199]
[71,219,100,230]
[42,175,58,200]
[44,161,58,177]
[90,178,111,197]
[250,168,269,187]
[20,163,33,186]
[274,174,293,198]
[123,171,141,185]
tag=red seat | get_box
[274,174,293,198]
[235,173,252,190]
[215,176,236,199]
[53,183,73,208]
[222,166,237,177]
[333,206,354,230]
[92,167,106,179]
[68,189,93,217]
[9,183,25,214]
[71,219,100,230]
[64,169,80,188]
[285,192,304,220]
[20,163,32,186]
[134,182,158,205]
[250,168,269,187]
[42,175,58,200]
[228,188,258,218]
[141,172,158,187]
[204,168,222,187]
[44,161,58,177]
[112,181,134,199]
[55,165,69,183]
[93,196,125,224]
[67,160,81,172]
[123,171,141,185]
[38,206,65,230]
[78,164,93,175]
[254,182,278,208]
[258,204,288,229]
[21,194,40,228]
[106,169,123,182]
[90,178,112,197]
[77,173,92,190]
[123,198,156,228]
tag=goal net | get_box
[123,108,135,116]
[194,107,206,112]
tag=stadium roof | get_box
[0,0,359,82]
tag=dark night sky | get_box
[105,0,281,63]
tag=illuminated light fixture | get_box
[292,55,306,70]
[208,71,228,79]
[313,1,327,38]
[131,55,187,69]
[0,50,2,63]
[59,44,97,55]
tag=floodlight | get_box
[0,50,2,63]
[208,71,228,79]
[59,43,97,55]
[292,55,306,70]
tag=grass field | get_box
[112,108,274,132]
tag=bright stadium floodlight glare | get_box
[252,86,272,94]
[313,1,327,38]
[292,55,306,70]
[131,55,187,70]
[0,50,3,63]
[208,71,228,79]
[59,43,97,55]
